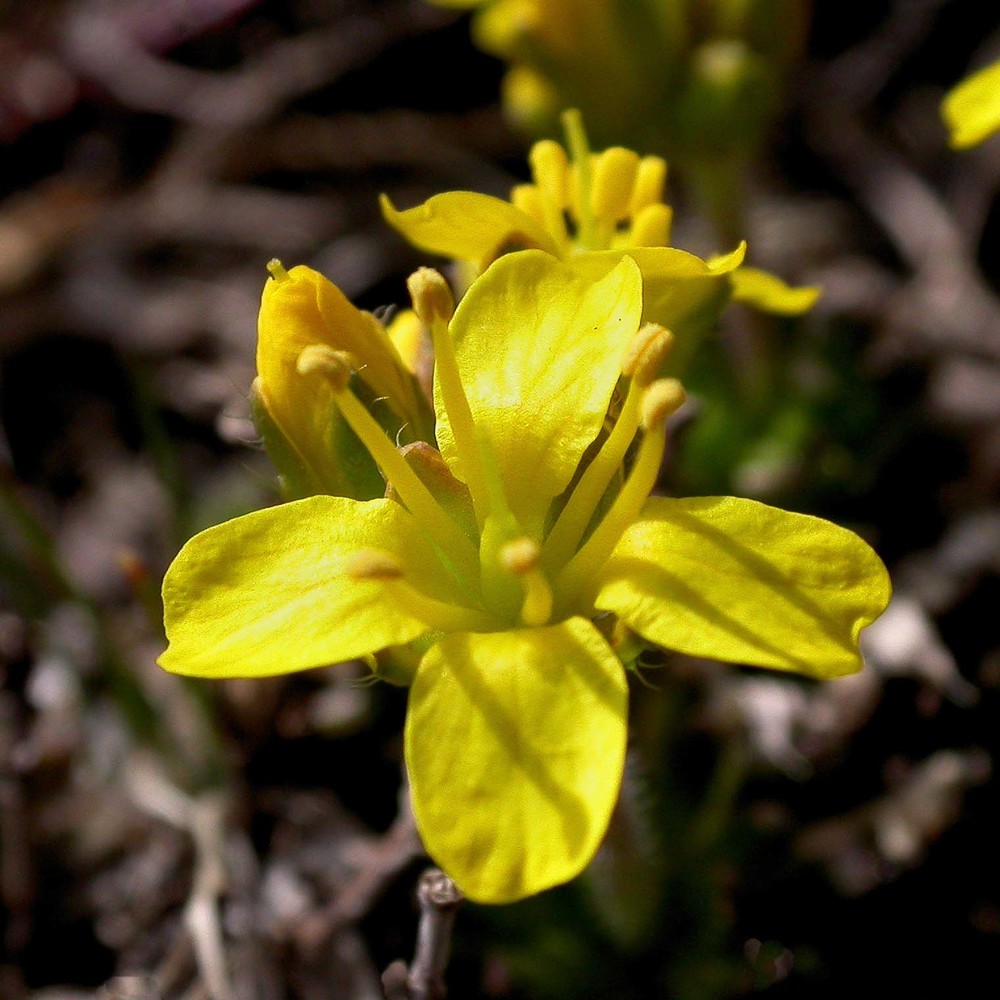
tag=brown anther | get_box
[407,268,455,326]
[622,324,675,385]
[640,378,686,431]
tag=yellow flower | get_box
[941,59,1000,150]
[428,0,808,170]
[381,111,819,367]
[159,252,889,904]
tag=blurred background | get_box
[1,0,999,997]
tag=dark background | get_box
[1,1,999,997]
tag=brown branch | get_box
[294,794,423,958]
[381,868,463,1000]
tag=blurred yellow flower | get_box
[382,112,819,371]
[430,0,809,171]
[942,59,1000,149]
[160,252,888,904]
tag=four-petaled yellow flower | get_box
[381,110,820,371]
[159,251,889,904]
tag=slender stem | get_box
[688,734,747,854]
[407,868,463,1000]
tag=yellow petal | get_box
[439,250,642,533]
[380,192,559,272]
[160,497,453,678]
[568,247,740,368]
[406,618,628,904]
[942,59,1000,149]
[595,496,891,678]
[730,266,821,316]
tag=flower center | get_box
[291,265,685,632]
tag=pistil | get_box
[266,258,290,283]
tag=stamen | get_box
[499,537,553,627]
[555,379,686,611]
[347,548,405,581]
[499,536,541,575]
[298,345,480,581]
[407,267,455,326]
[347,548,494,632]
[542,327,674,572]
[621,324,674,385]
[641,378,686,431]
[542,384,640,572]
[266,258,290,283]
[408,269,490,527]
[296,344,354,388]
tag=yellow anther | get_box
[266,258,290,282]
[590,147,640,222]
[347,548,405,581]
[529,139,569,207]
[511,183,548,229]
[499,537,542,575]
[622,324,675,386]
[498,536,552,626]
[296,344,354,390]
[629,203,673,248]
[640,378,686,431]
[407,268,455,326]
[629,156,668,216]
